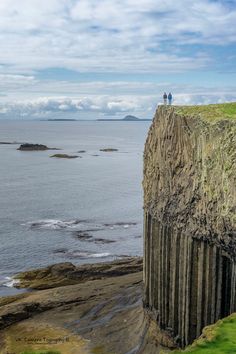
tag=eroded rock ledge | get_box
[15,257,143,290]
[0,258,175,354]
[143,104,236,347]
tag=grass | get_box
[173,313,236,354]
[91,346,114,354]
[21,351,60,354]
[174,102,236,122]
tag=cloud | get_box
[0,0,235,74]
[0,0,235,118]
[0,74,36,92]
[1,90,236,119]
[0,96,146,117]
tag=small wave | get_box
[103,222,137,229]
[67,251,111,259]
[1,276,20,288]
[23,219,88,230]
[22,219,137,232]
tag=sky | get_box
[0,0,236,119]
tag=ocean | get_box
[0,119,151,296]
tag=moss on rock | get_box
[174,102,236,122]
[172,313,236,353]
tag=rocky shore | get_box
[15,257,143,290]
[0,257,175,354]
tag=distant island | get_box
[40,115,151,122]
[46,119,78,121]
[97,115,151,121]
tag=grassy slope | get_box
[174,102,236,122]
[173,313,236,354]
[21,351,60,354]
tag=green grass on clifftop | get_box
[174,102,236,122]
[173,313,236,354]
[21,351,60,354]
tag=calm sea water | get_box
[0,120,151,296]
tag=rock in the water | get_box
[18,143,60,151]
[99,148,118,152]
[50,154,80,159]
[18,143,50,151]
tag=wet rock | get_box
[99,148,118,152]
[74,232,93,241]
[14,257,143,290]
[104,222,137,228]
[73,231,115,244]
[50,154,80,159]
[18,143,60,151]
[93,238,115,244]
[49,262,76,277]
[52,248,68,254]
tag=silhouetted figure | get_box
[163,92,167,105]
[168,92,173,105]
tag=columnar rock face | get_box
[143,105,236,347]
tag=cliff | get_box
[143,103,236,348]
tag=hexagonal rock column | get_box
[143,105,236,347]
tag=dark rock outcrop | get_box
[15,257,143,290]
[18,143,60,151]
[143,104,236,347]
[50,153,79,159]
[18,143,50,151]
[100,148,118,152]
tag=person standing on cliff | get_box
[163,92,167,105]
[168,92,173,105]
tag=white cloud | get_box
[0,74,36,91]
[0,96,146,117]
[0,0,235,74]
[0,90,236,119]
[0,0,235,118]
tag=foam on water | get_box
[66,251,111,259]
[23,219,86,230]
[0,276,20,288]
[23,218,138,232]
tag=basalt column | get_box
[143,106,236,347]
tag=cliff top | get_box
[171,102,236,123]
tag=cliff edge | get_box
[143,103,236,348]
